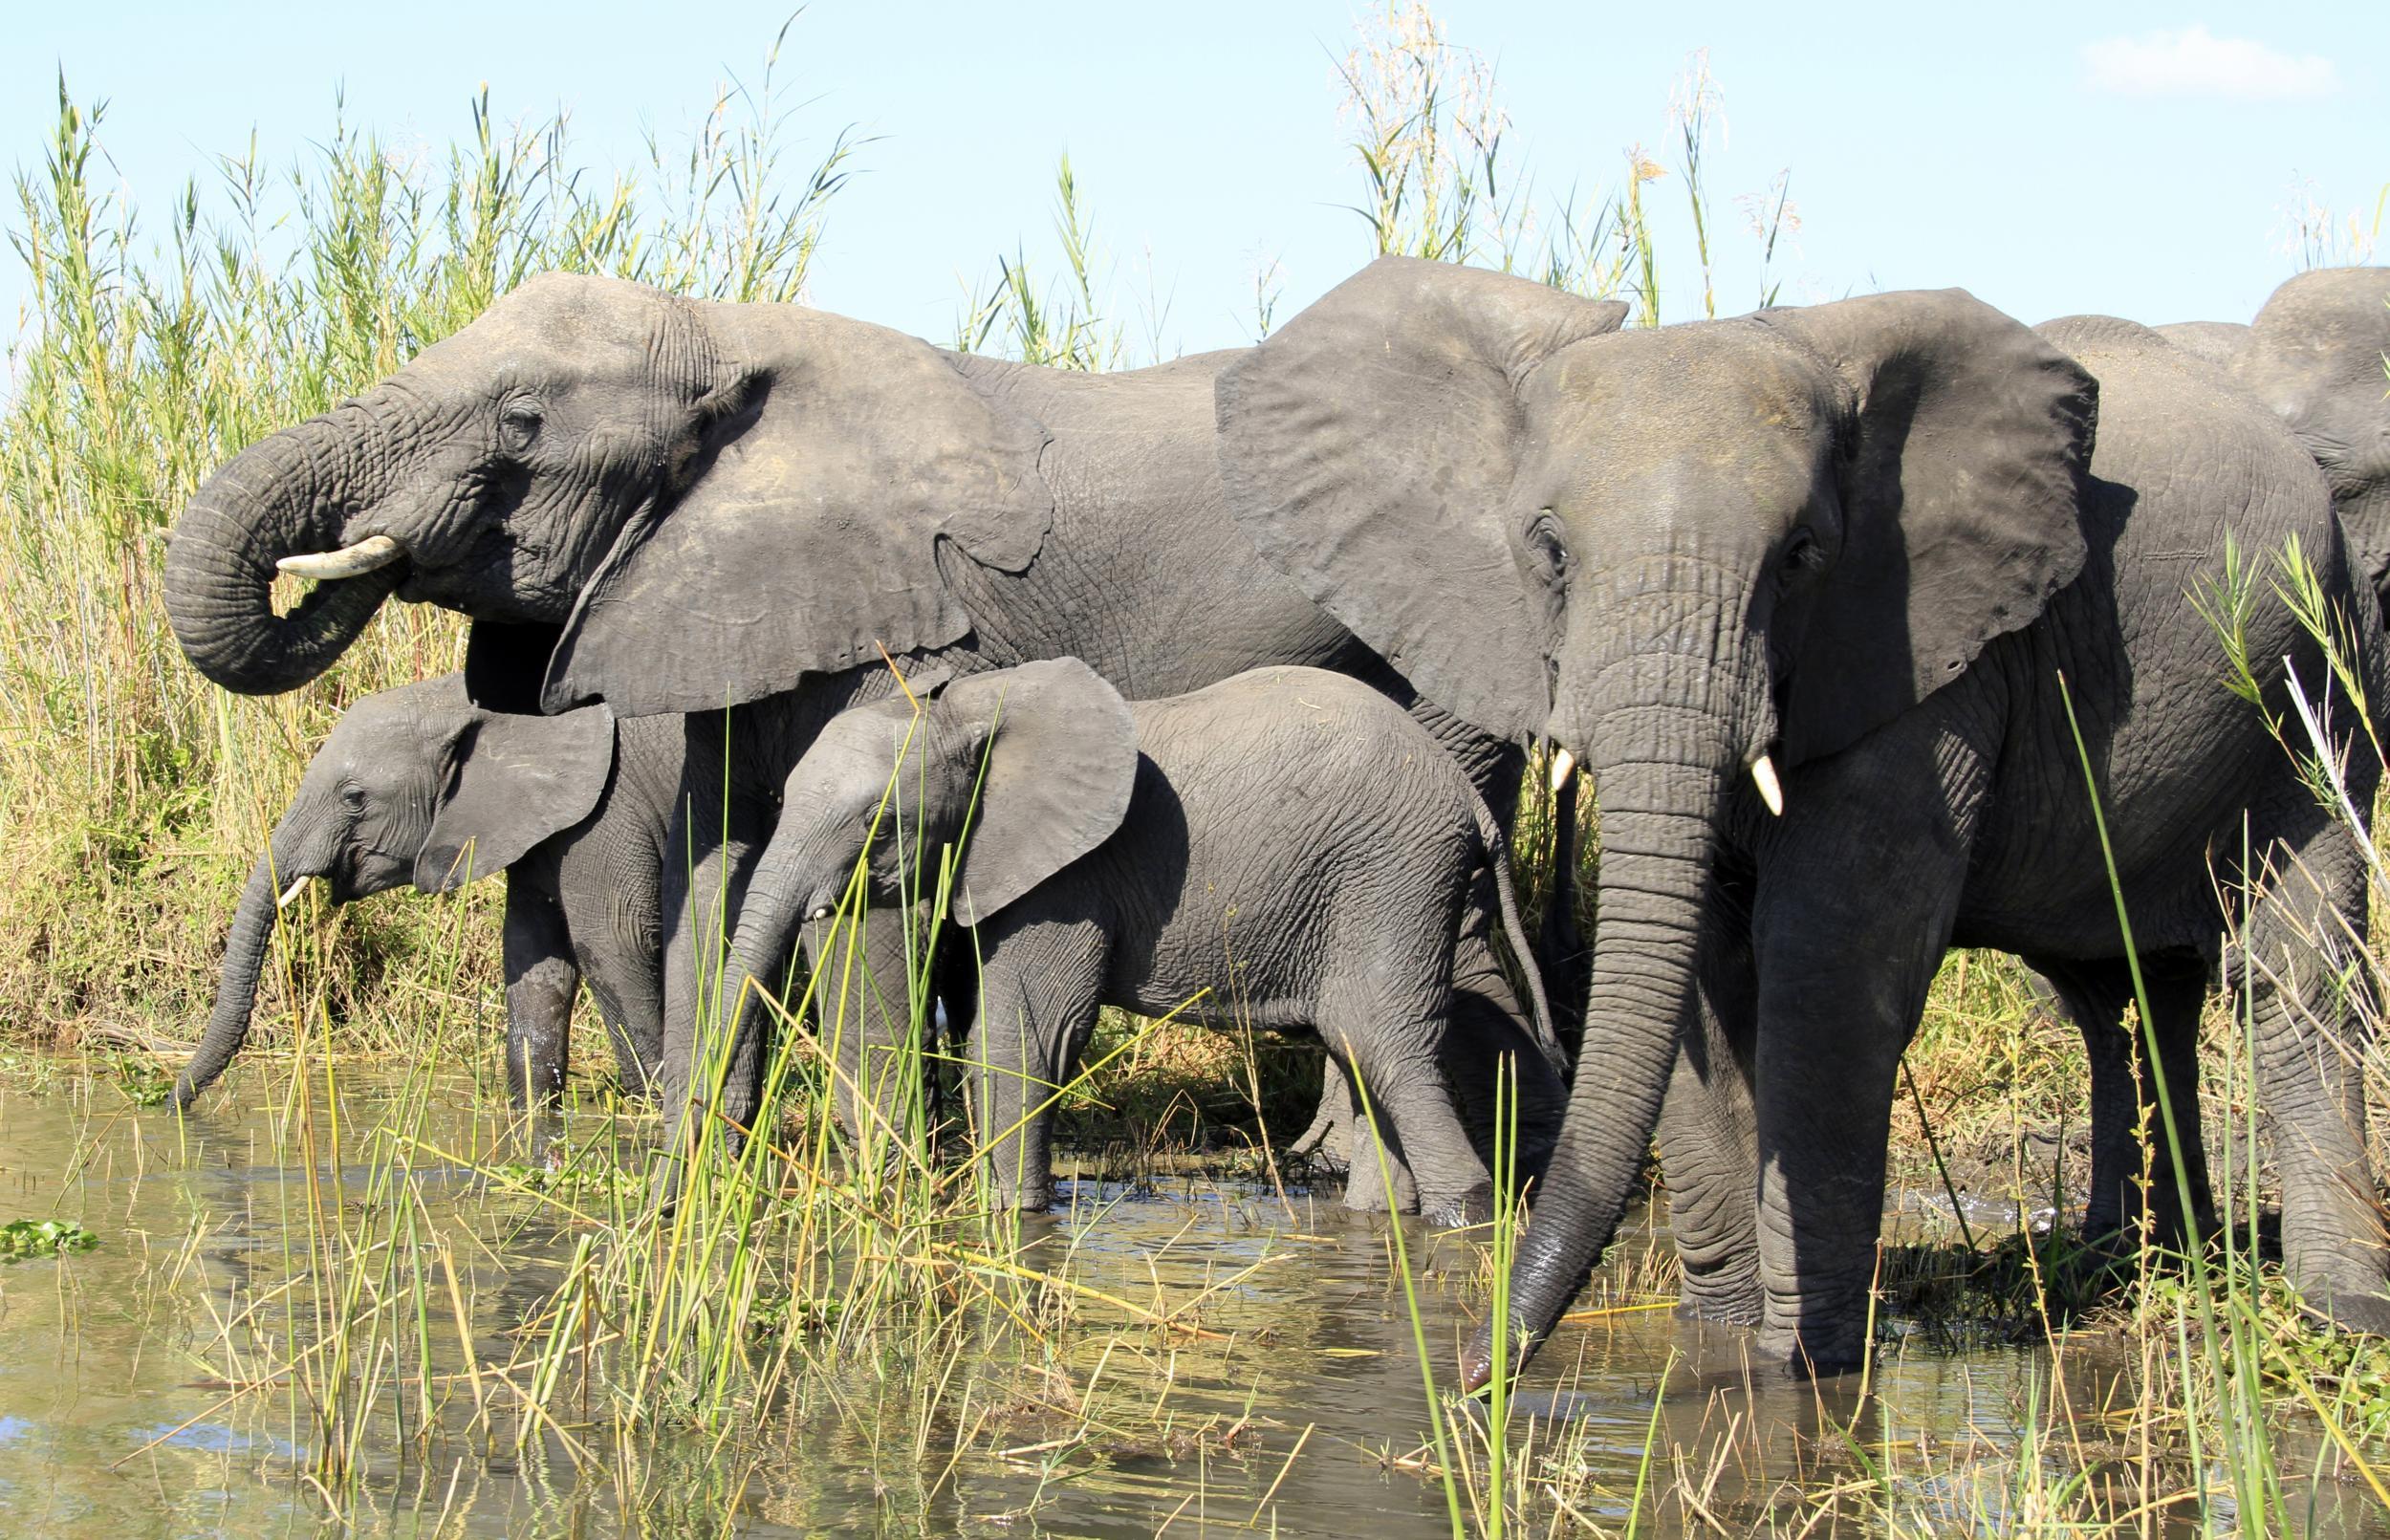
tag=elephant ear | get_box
[1755,290,2098,765]
[933,659,1137,926]
[1217,256,1629,740]
[414,704,617,892]
[540,310,1055,715]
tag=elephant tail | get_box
[1469,790,1564,1074]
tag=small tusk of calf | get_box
[1549,748,1576,794]
[1750,755,1785,816]
[276,534,405,580]
[276,877,310,909]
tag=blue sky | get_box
[5,2,2382,357]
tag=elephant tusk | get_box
[1750,755,1785,816]
[1549,748,1576,793]
[276,535,405,580]
[276,877,310,909]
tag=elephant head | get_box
[164,274,1055,715]
[2232,268,2390,604]
[175,675,614,1109]
[1216,256,2097,1381]
[728,658,1136,979]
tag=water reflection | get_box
[0,1069,2377,1536]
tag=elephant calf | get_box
[724,660,1567,1225]
[173,675,684,1111]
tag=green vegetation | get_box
[0,1216,97,1260]
[2,4,2387,1535]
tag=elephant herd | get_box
[161,259,2390,1384]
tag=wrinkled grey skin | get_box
[1217,257,2387,1379]
[721,662,1567,1224]
[2159,268,2390,612]
[162,273,1585,1161]
[173,675,684,1111]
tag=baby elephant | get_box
[174,675,684,1111]
[727,660,1564,1225]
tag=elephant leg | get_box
[967,911,1106,1211]
[2032,952,2214,1253]
[2241,815,2390,1332]
[502,873,579,1111]
[1444,908,1569,1187]
[1324,1054,1420,1215]
[1322,981,1495,1228]
[658,794,771,1158]
[806,909,943,1160]
[1658,908,1762,1326]
[1289,1050,1353,1168]
[1748,739,1979,1373]
[584,944,663,1102]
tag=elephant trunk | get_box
[165,397,407,696]
[718,804,835,1121]
[1465,576,1767,1390]
[173,849,290,1110]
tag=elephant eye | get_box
[1523,510,1571,584]
[339,784,367,812]
[1780,526,1824,578]
[498,401,544,454]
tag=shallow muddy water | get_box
[0,1063,2381,1536]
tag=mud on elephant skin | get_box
[161,271,1588,1166]
[1217,256,2389,1380]
[174,674,685,1112]
[715,660,1568,1226]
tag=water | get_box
[0,1064,2379,1536]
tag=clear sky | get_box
[5,2,2382,358]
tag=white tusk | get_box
[807,906,835,922]
[276,534,405,580]
[275,877,310,909]
[1750,755,1785,816]
[1549,748,1576,794]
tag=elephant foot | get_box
[1674,1264,1764,1328]
[2293,1276,2390,1338]
[1422,1181,1497,1230]
[1757,1320,1871,1378]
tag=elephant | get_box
[1213,255,2387,1377]
[171,674,684,1111]
[717,660,1567,1223]
[160,272,1608,1161]
[2159,267,2390,611]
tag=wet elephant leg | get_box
[804,908,944,1160]
[1657,911,1762,1326]
[2242,813,2390,1331]
[2032,952,2214,1254]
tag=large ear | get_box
[1217,257,1629,740]
[541,309,1055,715]
[1754,290,2097,765]
[414,704,617,892]
[931,659,1137,926]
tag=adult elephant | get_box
[1215,256,2387,1377]
[2159,267,2390,610]
[172,675,683,1111]
[162,272,1597,1157]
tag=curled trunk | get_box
[173,853,285,1110]
[165,401,404,696]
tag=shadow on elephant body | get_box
[1211,257,2386,1386]
[172,675,682,1114]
